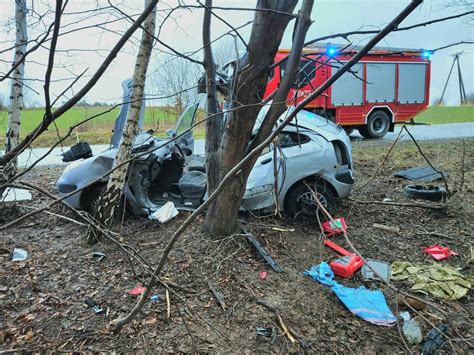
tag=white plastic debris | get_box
[1,188,32,202]
[149,201,179,223]
[11,248,28,261]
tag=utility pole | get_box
[439,53,467,105]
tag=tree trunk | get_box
[87,0,156,243]
[3,0,27,179]
[204,0,303,237]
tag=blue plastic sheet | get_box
[305,262,397,327]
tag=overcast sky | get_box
[0,0,473,107]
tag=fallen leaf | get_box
[25,330,34,341]
[145,317,157,325]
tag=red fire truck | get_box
[263,44,431,138]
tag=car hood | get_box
[253,104,346,142]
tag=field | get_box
[0,106,206,148]
[0,105,472,148]
[1,138,472,352]
[414,105,474,124]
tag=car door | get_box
[173,103,199,162]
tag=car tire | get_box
[285,180,337,219]
[403,185,447,202]
[365,110,391,138]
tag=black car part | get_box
[403,185,447,202]
[62,142,92,162]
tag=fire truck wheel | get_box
[366,110,390,138]
[284,180,337,219]
[343,128,354,136]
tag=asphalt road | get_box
[5,122,473,168]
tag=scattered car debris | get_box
[373,223,400,234]
[149,201,179,223]
[150,294,160,303]
[321,217,347,236]
[305,262,397,326]
[11,248,28,261]
[62,141,93,162]
[324,239,362,277]
[391,261,471,300]
[421,324,449,354]
[1,188,32,202]
[361,259,391,282]
[256,326,277,343]
[400,311,423,345]
[129,285,146,296]
[423,245,458,260]
[92,252,107,261]
[259,271,268,280]
[84,298,103,314]
[382,198,392,202]
[243,228,283,273]
[394,166,447,182]
[208,280,226,310]
[403,185,447,202]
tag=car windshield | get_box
[176,103,199,136]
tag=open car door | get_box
[172,103,199,163]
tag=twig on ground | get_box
[348,198,448,209]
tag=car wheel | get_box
[403,185,447,202]
[365,110,390,138]
[285,180,337,219]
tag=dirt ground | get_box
[1,138,473,353]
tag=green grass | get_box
[414,105,474,124]
[0,106,205,147]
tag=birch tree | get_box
[88,0,157,242]
[4,0,27,178]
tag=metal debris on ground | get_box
[361,259,391,282]
[256,326,277,343]
[148,201,179,223]
[11,248,28,261]
[242,227,283,273]
[1,188,32,202]
[92,252,107,261]
[394,166,447,182]
[423,245,458,260]
[84,298,104,314]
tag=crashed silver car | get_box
[57,83,354,217]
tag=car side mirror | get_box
[166,128,176,138]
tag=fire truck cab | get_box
[262,44,431,138]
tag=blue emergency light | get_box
[327,46,337,57]
[421,50,432,59]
